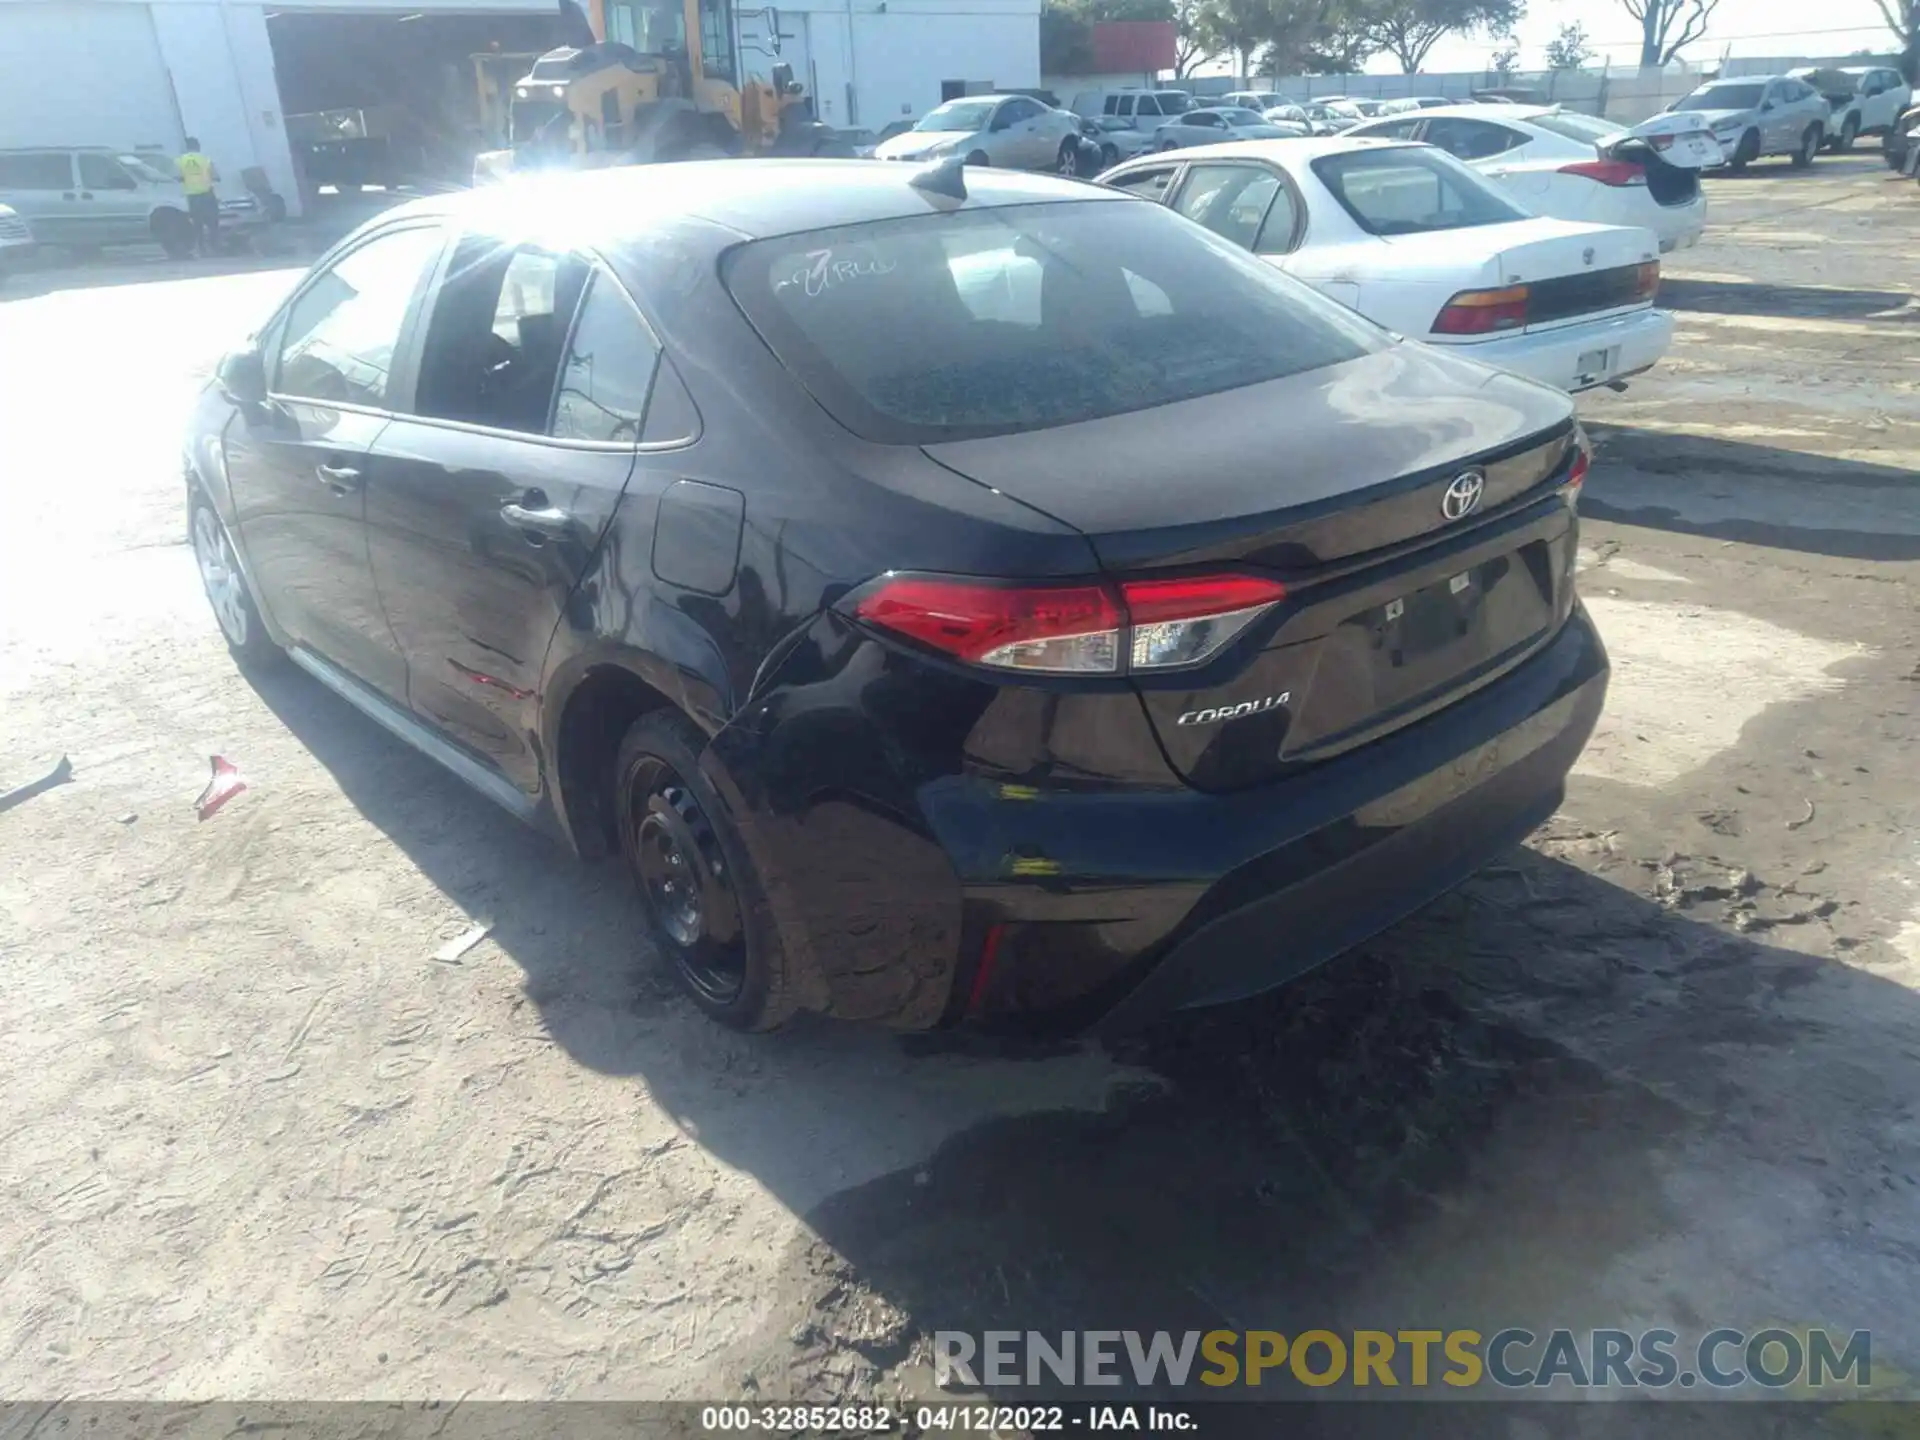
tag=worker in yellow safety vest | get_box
[176,138,220,256]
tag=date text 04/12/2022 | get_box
[698,1405,1196,1432]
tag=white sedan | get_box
[1098,135,1672,394]
[873,95,1085,172]
[1346,104,1716,253]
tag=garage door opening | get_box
[266,8,578,201]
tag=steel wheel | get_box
[193,504,250,646]
[625,754,746,1007]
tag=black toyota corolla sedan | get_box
[185,158,1606,1034]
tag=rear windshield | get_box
[1311,146,1529,236]
[723,199,1381,444]
[1528,111,1625,144]
[1681,82,1764,109]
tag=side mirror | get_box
[1760,99,1775,111]
[217,345,268,406]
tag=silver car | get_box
[1152,107,1308,152]
[1670,74,1831,169]
[0,146,262,257]
[1076,114,1160,170]
[872,95,1084,172]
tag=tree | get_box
[1870,0,1918,82]
[1173,0,1220,76]
[1543,20,1593,69]
[1194,0,1280,78]
[1619,0,1719,68]
[1488,31,1520,77]
[1359,0,1525,74]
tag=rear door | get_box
[225,222,447,698]
[364,240,666,793]
[0,151,81,246]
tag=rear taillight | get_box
[849,572,1288,675]
[851,577,1120,673]
[1559,158,1648,186]
[1630,259,1660,302]
[1432,284,1529,336]
[1566,428,1592,502]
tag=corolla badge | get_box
[1177,692,1290,726]
[1441,469,1485,521]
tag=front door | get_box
[224,222,446,700]
[73,152,149,246]
[364,243,663,793]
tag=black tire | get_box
[153,209,195,259]
[1157,139,1178,152]
[966,150,990,168]
[189,493,281,668]
[615,709,795,1031]
[1056,139,1081,176]
[1833,116,1858,152]
[1791,124,1820,168]
[1729,129,1759,170]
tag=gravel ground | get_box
[1,156,1916,1420]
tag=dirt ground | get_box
[1,156,1917,1416]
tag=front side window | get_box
[723,198,1380,443]
[77,153,136,190]
[275,226,444,407]
[1312,146,1528,236]
[412,240,590,433]
[551,274,663,443]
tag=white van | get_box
[1070,89,1196,128]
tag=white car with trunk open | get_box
[1345,104,1717,254]
[1098,135,1671,394]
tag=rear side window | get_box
[1174,164,1290,253]
[551,273,663,443]
[412,240,589,433]
[275,226,444,407]
[0,152,73,189]
[1421,117,1527,160]
[722,199,1380,444]
[1312,146,1528,236]
[1109,166,1179,200]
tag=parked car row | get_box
[185,153,1611,1034]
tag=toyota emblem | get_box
[1441,470,1485,521]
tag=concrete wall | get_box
[0,0,301,212]
[740,0,1039,129]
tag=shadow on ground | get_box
[1657,277,1914,321]
[242,635,1917,1434]
[1583,424,1920,562]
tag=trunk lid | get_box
[1609,112,1722,169]
[1384,217,1660,336]
[922,345,1581,791]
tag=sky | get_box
[1400,0,1903,75]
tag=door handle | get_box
[316,462,362,494]
[501,497,573,539]
[62,192,76,200]
[79,191,94,200]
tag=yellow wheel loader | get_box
[473,0,847,183]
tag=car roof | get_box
[1108,134,1418,168]
[1360,102,1611,125]
[382,159,1125,247]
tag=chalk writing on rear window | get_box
[777,249,899,299]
